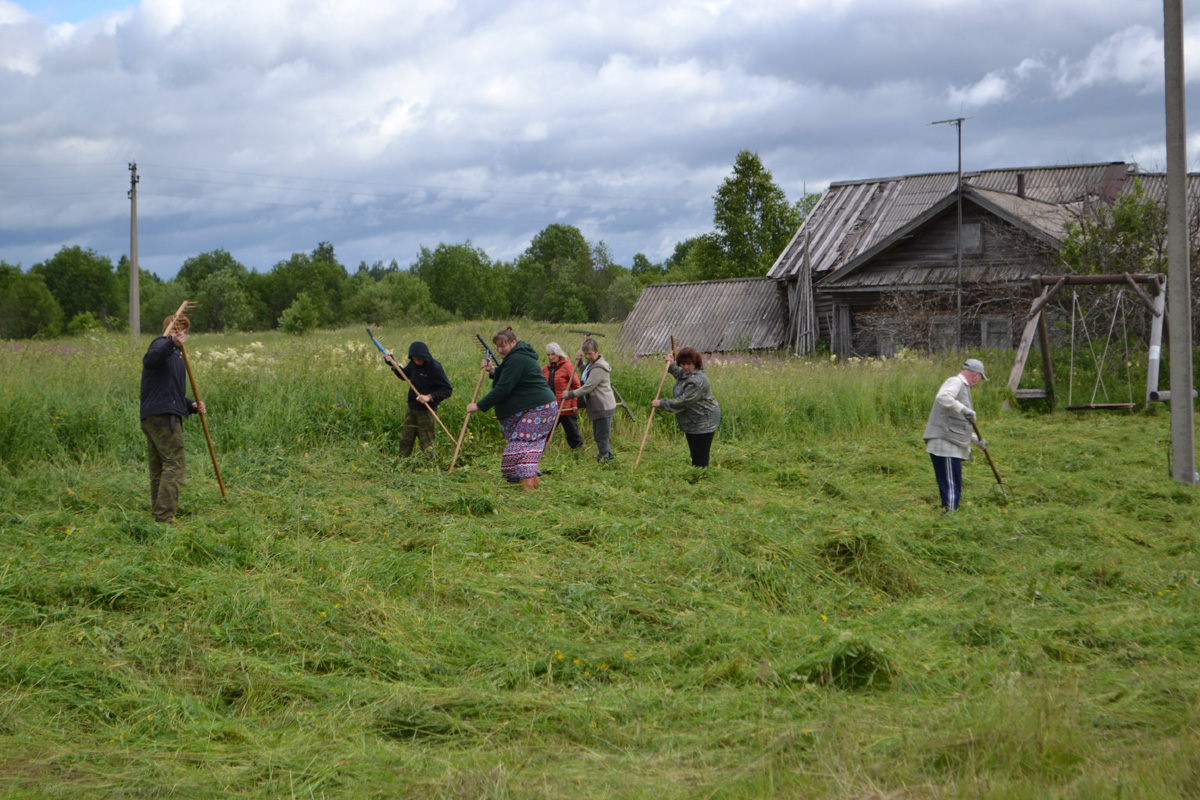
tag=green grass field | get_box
[2,323,1199,798]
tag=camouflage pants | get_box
[397,405,436,456]
[142,414,186,522]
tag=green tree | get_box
[1057,179,1168,275]
[251,243,349,328]
[597,270,639,321]
[710,150,802,279]
[514,224,599,321]
[30,246,121,327]
[143,280,190,335]
[412,242,508,318]
[176,249,249,291]
[630,253,664,279]
[194,268,254,332]
[343,271,444,325]
[0,263,63,338]
[279,291,320,335]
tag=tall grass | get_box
[1,326,1198,798]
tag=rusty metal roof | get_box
[618,277,788,355]
[768,162,1134,282]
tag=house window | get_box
[962,223,983,254]
[981,314,1013,349]
[930,317,958,351]
[873,316,900,357]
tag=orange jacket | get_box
[543,360,581,415]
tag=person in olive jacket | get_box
[140,316,206,523]
[383,341,453,456]
[652,347,720,468]
[467,327,558,489]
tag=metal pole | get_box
[932,118,967,351]
[128,163,140,342]
[955,121,963,352]
[1163,0,1197,484]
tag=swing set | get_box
[1007,273,1170,410]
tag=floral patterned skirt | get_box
[497,401,557,480]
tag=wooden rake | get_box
[367,327,456,442]
[449,334,497,472]
[164,301,227,500]
[543,357,579,451]
[634,336,677,470]
[971,419,1010,501]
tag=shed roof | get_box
[768,162,1133,282]
[619,277,787,355]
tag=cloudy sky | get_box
[2,0,1198,279]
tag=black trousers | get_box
[557,414,583,448]
[685,431,715,467]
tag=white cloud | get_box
[948,72,1011,109]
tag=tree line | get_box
[0,151,818,338]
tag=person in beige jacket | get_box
[924,358,988,511]
[563,338,616,461]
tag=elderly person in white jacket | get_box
[923,358,988,512]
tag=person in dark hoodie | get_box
[383,341,454,456]
[466,327,557,489]
[140,315,206,523]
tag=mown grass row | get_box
[1,326,1199,797]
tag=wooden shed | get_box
[618,277,788,355]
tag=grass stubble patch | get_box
[1,327,1199,798]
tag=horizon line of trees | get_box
[0,151,819,339]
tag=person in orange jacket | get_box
[543,342,583,449]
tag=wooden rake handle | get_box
[449,368,488,472]
[180,344,227,500]
[971,419,1004,487]
[634,337,677,470]
[389,359,456,441]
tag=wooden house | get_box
[622,161,1194,357]
[767,162,1137,356]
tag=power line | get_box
[136,190,705,231]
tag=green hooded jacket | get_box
[476,341,557,419]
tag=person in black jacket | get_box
[383,341,453,456]
[140,316,205,523]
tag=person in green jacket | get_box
[652,346,720,467]
[467,327,558,490]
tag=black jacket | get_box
[392,341,454,410]
[140,336,194,421]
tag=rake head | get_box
[164,301,197,336]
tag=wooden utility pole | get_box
[128,162,140,341]
[1163,0,1197,485]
